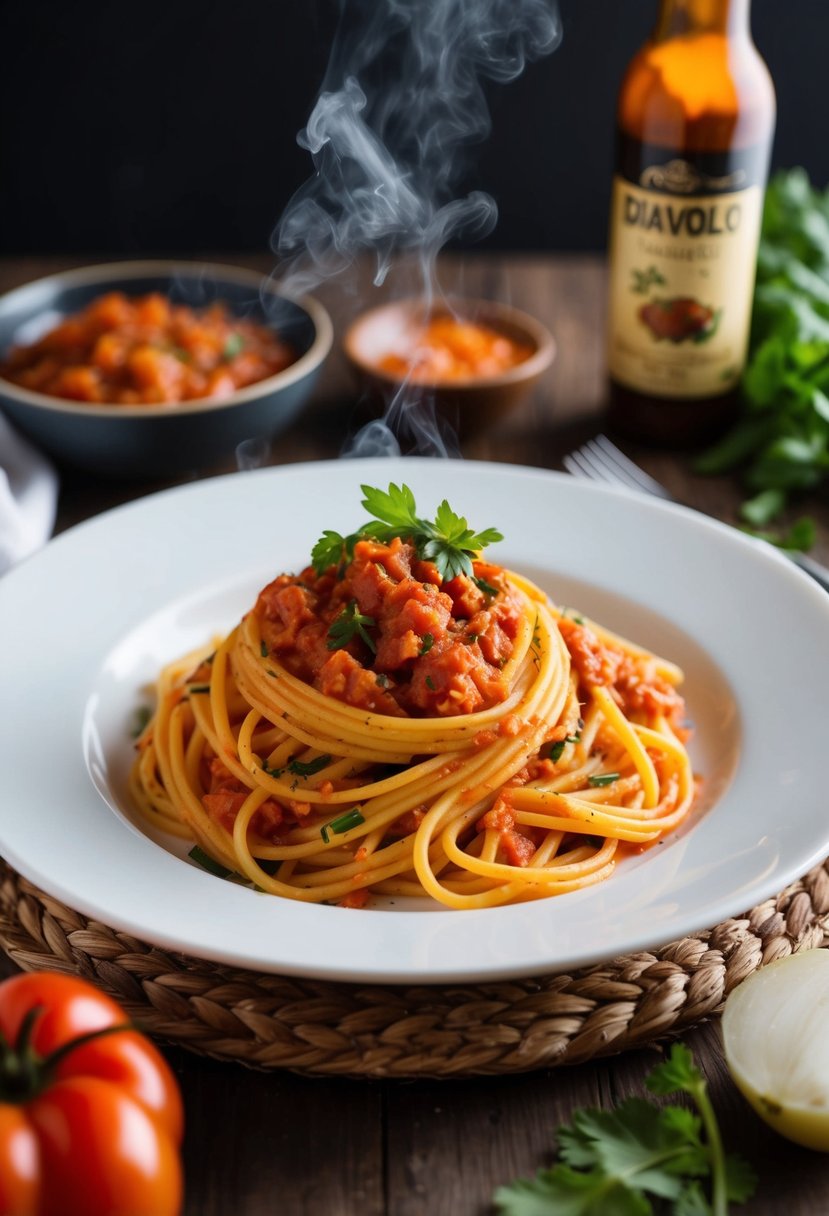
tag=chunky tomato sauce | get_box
[255,537,523,718]
[377,315,533,383]
[558,616,687,735]
[1,292,297,405]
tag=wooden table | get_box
[1,254,827,1214]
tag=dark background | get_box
[0,0,823,258]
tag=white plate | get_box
[2,457,828,984]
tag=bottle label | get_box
[607,136,769,400]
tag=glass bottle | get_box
[605,0,776,446]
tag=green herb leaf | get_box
[189,845,233,879]
[548,735,581,762]
[739,487,786,527]
[493,1043,756,1216]
[188,684,211,694]
[130,705,152,739]
[419,633,434,656]
[588,772,619,787]
[474,575,500,597]
[741,515,817,551]
[695,167,829,538]
[288,754,331,778]
[311,529,350,575]
[320,807,365,843]
[313,484,503,584]
[360,482,420,532]
[223,332,245,360]
[327,600,377,653]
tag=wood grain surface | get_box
[0,253,827,1214]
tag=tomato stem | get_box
[0,1004,133,1104]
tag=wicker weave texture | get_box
[1,860,827,1078]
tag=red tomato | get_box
[0,972,183,1216]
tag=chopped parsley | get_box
[320,807,365,843]
[425,675,436,691]
[588,772,620,787]
[546,735,581,762]
[262,754,332,780]
[222,332,245,360]
[327,600,376,653]
[418,633,434,656]
[288,754,331,778]
[474,575,500,597]
[189,845,234,879]
[260,640,269,658]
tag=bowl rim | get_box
[342,294,556,391]
[0,259,334,419]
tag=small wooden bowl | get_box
[343,297,555,440]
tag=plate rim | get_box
[2,455,829,984]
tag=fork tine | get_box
[590,435,674,500]
[563,435,675,502]
[562,450,623,487]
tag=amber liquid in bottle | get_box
[606,0,776,446]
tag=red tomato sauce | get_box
[377,315,533,383]
[0,291,297,405]
[255,537,523,718]
[557,616,688,735]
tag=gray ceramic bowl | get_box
[0,261,333,479]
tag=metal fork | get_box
[563,434,829,594]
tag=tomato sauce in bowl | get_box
[377,315,533,384]
[343,297,556,439]
[0,291,297,406]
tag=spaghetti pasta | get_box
[130,485,696,910]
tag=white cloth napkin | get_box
[0,414,58,576]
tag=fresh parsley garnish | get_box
[312,529,354,575]
[311,483,503,582]
[474,575,500,597]
[288,754,331,778]
[320,807,365,843]
[425,675,436,691]
[419,633,434,657]
[493,1043,756,1216]
[327,600,377,653]
[188,845,234,880]
[546,735,581,763]
[588,772,619,787]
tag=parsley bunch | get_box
[311,483,503,582]
[493,1044,755,1216]
[696,167,829,548]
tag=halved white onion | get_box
[722,948,829,1151]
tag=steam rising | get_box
[274,0,562,295]
[271,0,562,457]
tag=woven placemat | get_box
[1,858,827,1078]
